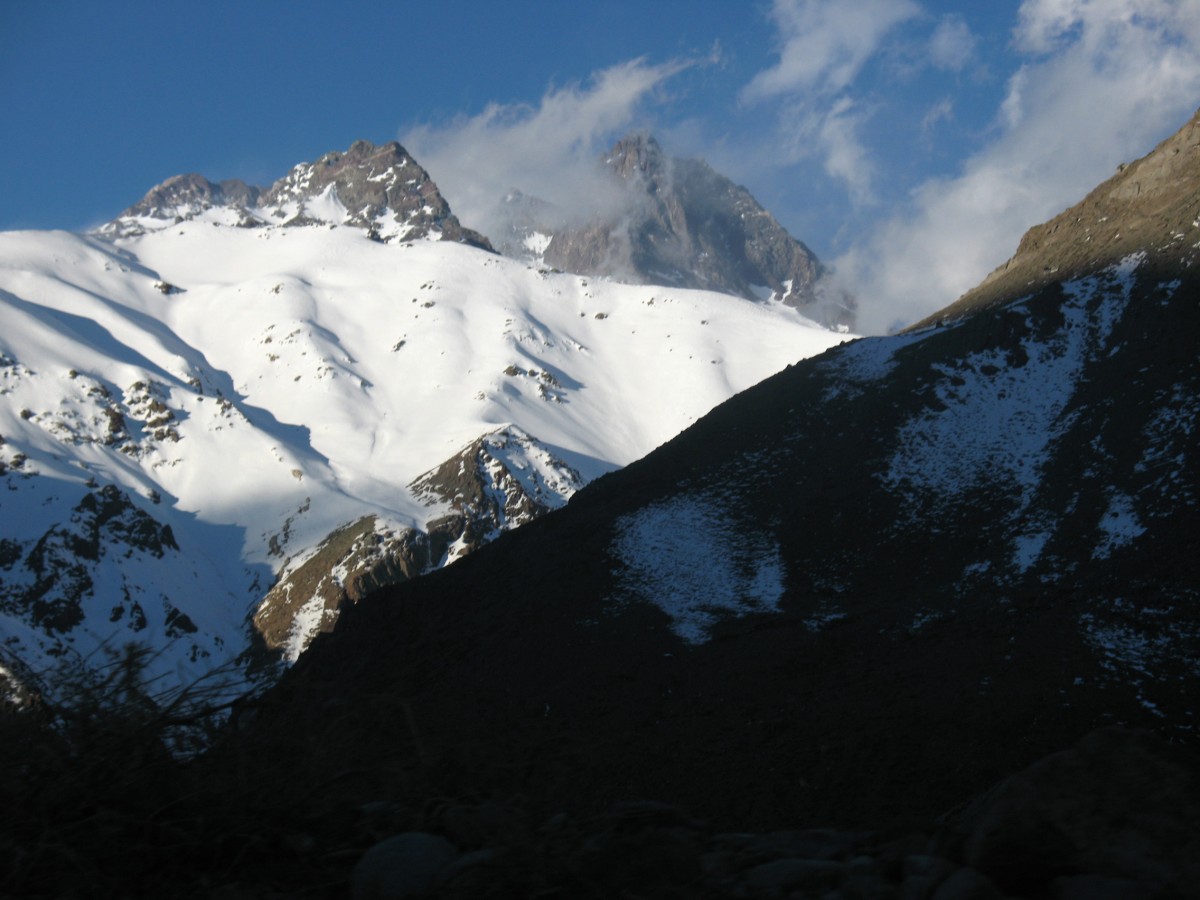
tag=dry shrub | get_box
[0,644,278,897]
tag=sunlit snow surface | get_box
[0,223,850,687]
[610,494,786,643]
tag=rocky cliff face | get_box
[252,516,431,662]
[252,426,582,661]
[499,135,851,329]
[412,425,584,563]
[105,140,492,249]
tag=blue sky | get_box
[3,1,1199,330]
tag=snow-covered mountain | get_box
[103,139,492,249]
[7,104,1200,900]
[493,134,854,329]
[0,146,850,694]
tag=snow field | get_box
[0,222,851,684]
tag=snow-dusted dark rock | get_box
[252,106,1200,848]
[413,425,583,562]
[0,482,201,667]
[257,140,492,248]
[252,428,583,660]
[116,173,262,227]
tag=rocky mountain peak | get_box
[503,133,853,329]
[121,173,262,223]
[258,138,491,247]
[250,426,584,661]
[103,140,493,250]
[606,132,668,183]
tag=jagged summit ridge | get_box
[498,133,852,329]
[121,173,263,224]
[105,140,492,249]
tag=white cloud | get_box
[742,0,921,101]
[929,15,978,70]
[769,98,877,202]
[838,0,1200,334]
[740,0,920,204]
[401,57,695,239]
[1014,0,1200,57]
[815,98,876,204]
[920,97,956,135]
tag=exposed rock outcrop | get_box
[104,140,492,250]
[118,173,262,225]
[412,425,583,563]
[0,484,179,637]
[253,516,431,662]
[254,427,582,660]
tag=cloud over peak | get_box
[402,57,698,242]
[397,1,1200,337]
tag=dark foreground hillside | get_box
[5,660,1199,898]
[5,110,1200,898]
[250,107,1200,894]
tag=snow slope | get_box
[0,220,851,693]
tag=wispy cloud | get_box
[740,0,920,204]
[402,57,697,241]
[741,0,921,101]
[814,98,876,204]
[399,1,1200,340]
[838,0,1200,334]
[920,97,955,136]
[928,14,977,71]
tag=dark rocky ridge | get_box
[500,134,852,329]
[0,483,193,660]
[209,107,1200,893]
[411,425,584,564]
[252,516,432,657]
[107,140,493,250]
